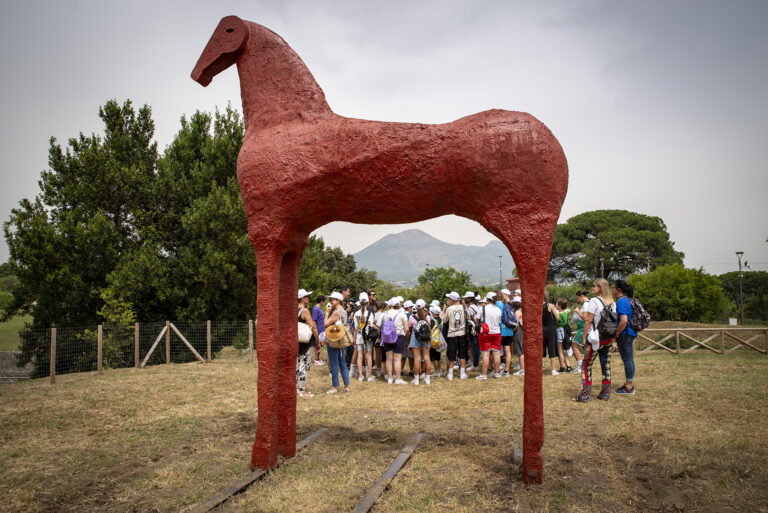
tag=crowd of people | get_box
[295,278,638,402]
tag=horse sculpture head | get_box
[191,15,248,86]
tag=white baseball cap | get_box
[388,297,401,307]
[429,306,441,316]
[511,295,522,303]
[298,288,312,299]
[329,291,344,301]
[396,296,404,303]
[403,300,414,309]
[463,291,475,299]
[415,299,427,308]
[501,288,511,296]
[480,297,488,303]
[359,292,369,302]
[445,291,460,301]
[514,289,521,295]
[485,292,496,301]
[430,299,441,307]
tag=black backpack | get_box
[628,297,651,332]
[362,310,380,342]
[595,298,618,342]
[415,319,431,341]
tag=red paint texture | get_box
[192,15,568,484]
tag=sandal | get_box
[325,388,338,394]
[572,384,591,402]
[598,383,611,401]
[342,387,351,393]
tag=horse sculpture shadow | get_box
[192,15,568,484]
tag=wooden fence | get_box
[635,328,768,355]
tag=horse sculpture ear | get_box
[191,15,248,86]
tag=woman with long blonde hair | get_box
[572,278,616,402]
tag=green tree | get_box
[3,100,158,375]
[629,264,731,323]
[719,271,768,322]
[550,210,684,280]
[299,235,378,297]
[416,267,473,302]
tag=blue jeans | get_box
[470,335,480,367]
[617,333,636,382]
[327,346,349,387]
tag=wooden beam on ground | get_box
[169,323,205,362]
[351,433,425,513]
[141,325,168,368]
[187,428,328,513]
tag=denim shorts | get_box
[408,333,431,349]
[356,340,374,352]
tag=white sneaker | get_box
[476,374,487,381]
[358,376,364,382]
[350,366,357,377]
[460,371,468,380]
[419,373,426,380]
[367,376,376,382]
[513,369,525,376]
[424,375,431,385]
[465,365,475,372]
[447,371,454,381]
[434,369,442,377]
[492,373,502,378]
[387,377,394,384]
[394,378,407,385]
[551,370,560,376]
[512,365,521,372]
[411,377,419,385]
[453,364,459,370]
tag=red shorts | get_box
[478,333,502,352]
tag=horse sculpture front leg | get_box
[250,242,287,470]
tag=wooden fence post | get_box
[97,324,103,375]
[134,322,139,368]
[675,331,680,354]
[206,320,211,362]
[50,327,56,385]
[721,330,725,355]
[165,320,171,365]
[249,319,254,363]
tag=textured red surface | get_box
[193,15,568,484]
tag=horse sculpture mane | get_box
[193,15,568,485]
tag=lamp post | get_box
[736,251,744,325]
[498,255,503,290]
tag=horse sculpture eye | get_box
[226,28,234,33]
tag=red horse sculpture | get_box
[192,15,568,484]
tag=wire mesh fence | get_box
[15,320,254,382]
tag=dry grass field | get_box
[1,345,766,513]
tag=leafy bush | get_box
[629,264,731,323]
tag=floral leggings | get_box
[296,349,312,392]
[582,341,613,386]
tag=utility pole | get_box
[736,251,744,325]
[498,255,503,289]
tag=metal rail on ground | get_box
[187,427,328,513]
[351,432,425,513]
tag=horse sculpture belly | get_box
[192,15,568,485]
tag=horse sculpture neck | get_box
[237,22,333,130]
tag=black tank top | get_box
[542,303,555,326]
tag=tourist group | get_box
[296,278,647,402]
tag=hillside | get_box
[353,229,515,285]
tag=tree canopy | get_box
[416,267,473,302]
[629,264,730,323]
[719,271,768,321]
[550,210,684,281]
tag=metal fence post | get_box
[134,322,140,368]
[249,319,254,363]
[206,320,211,362]
[165,320,171,365]
[50,327,56,385]
[97,324,103,375]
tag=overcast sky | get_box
[1,0,766,276]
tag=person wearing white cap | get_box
[497,289,517,376]
[441,291,468,380]
[407,301,433,385]
[476,291,503,380]
[324,291,350,393]
[429,305,445,376]
[352,292,376,382]
[381,297,409,384]
[297,289,321,397]
[463,291,481,371]
[510,295,525,375]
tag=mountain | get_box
[353,229,515,286]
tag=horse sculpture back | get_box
[193,15,568,485]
